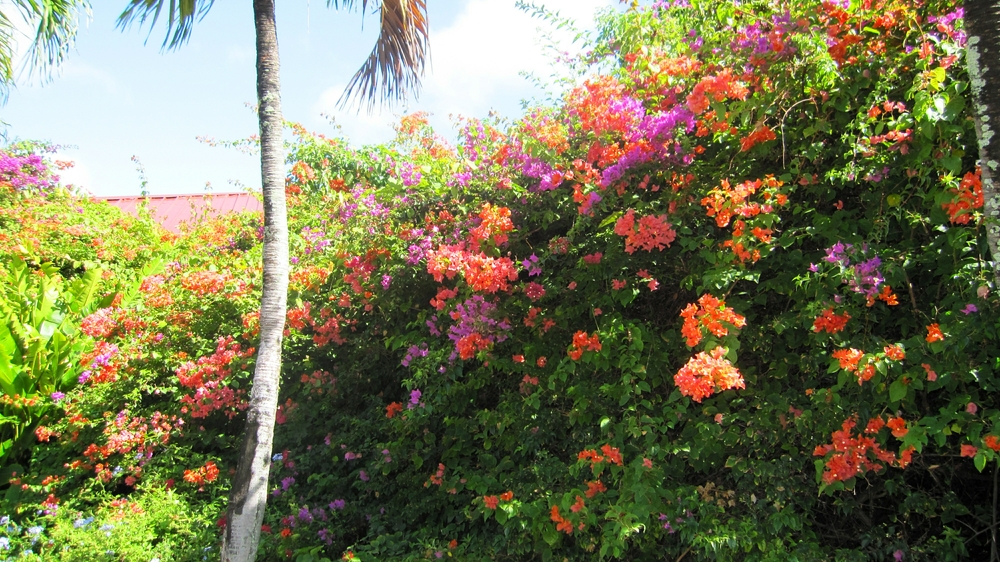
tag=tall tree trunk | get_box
[964,0,1000,285]
[221,0,288,560]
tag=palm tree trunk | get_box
[964,0,1000,284]
[221,0,288,560]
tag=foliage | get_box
[1,0,998,560]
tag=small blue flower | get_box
[272,453,283,461]
[0,537,9,550]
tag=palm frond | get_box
[338,0,429,112]
[24,0,90,73]
[0,11,16,98]
[116,0,213,51]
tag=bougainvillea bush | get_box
[2,0,998,559]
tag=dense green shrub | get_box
[2,0,997,560]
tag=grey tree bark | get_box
[964,0,1000,285]
[220,0,288,560]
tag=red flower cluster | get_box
[679,294,746,347]
[80,307,118,338]
[427,463,446,487]
[701,176,787,262]
[831,348,875,385]
[427,244,519,293]
[550,505,583,535]
[812,307,850,334]
[813,417,913,484]
[385,402,403,418]
[456,333,491,360]
[585,480,607,498]
[567,330,601,360]
[613,209,676,254]
[685,69,750,115]
[176,337,253,418]
[482,490,514,510]
[739,125,776,152]
[673,347,745,402]
[469,203,514,248]
[925,323,944,343]
[942,169,983,224]
[578,444,624,467]
[180,269,232,296]
[183,460,220,488]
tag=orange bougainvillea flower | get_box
[585,480,606,498]
[960,444,978,458]
[813,417,905,484]
[831,348,864,371]
[679,294,746,347]
[483,495,499,510]
[613,209,676,254]
[550,505,575,535]
[985,435,1000,452]
[386,402,403,418]
[886,416,908,438]
[568,330,602,360]
[925,323,944,343]
[500,491,514,502]
[942,169,983,224]
[673,347,744,402]
[812,307,851,334]
[600,444,624,466]
[883,344,905,361]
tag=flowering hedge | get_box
[2,0,998,560]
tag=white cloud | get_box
[311,85,400,145]
[60,60,124,96]
[313,0,615,146]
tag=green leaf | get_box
[974,452,987,473]
[889,380,907,403]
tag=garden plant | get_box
[0,0,998,560]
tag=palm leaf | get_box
[0,11,15,94]
[338,0,429,112]
[0,0,90,100]
[116,0,213,50]
[23,0,90,74]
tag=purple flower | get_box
[329,499,345,511]
[521,254,542,276]
[893,550,904,562]
[381,274,392,290]
[298,507,313,523]
[50,392,65,402]
[402,343,429,367]
[344,452,357,461]
[317,528,333,545]
[962,304,978,314]
[281,476,295,490]
[409,389,422,405]
[358,470,369,482]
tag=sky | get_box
[3,0,617,196]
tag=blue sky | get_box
[4,0,615,196]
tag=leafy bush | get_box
[2,0,997,560]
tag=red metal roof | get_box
[98,192,263,233]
